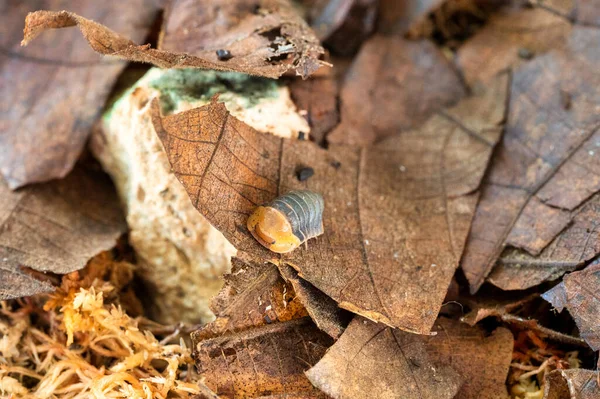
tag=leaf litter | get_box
[2,0,600,398]
[151,72,507,334]
[1,0,159,189]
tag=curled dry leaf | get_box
[1,0,158,188]
[489,192,600,291]
[193,317,333,398]
[328,35,466,146]
[542,263,600,351]
[456,6,572,85]
[543,369,600,399]
[279,263,350,339]
[461,26,600,293]
[0,166,126,300]
[193,258,308,341]
[23,0,325,79]
[151,73,507,334]
[306,316,514,399]
[289,71,339,145]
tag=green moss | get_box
[148,69,280,114]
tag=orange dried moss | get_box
[509,330,581,399]
[0,252,212,399]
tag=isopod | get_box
[247,190,324,253]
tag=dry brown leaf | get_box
[425,318,514,399]
[21,0,325,80]
[279,263,350,339]
[461,293,587,346]
[309,0,378,56]
[306,316,462,399]
[488,192,600,291]
[0,166,126,300]
[159,0,325,78]
[533,0,600,27]
[193,317,332,398]
[542,262,600,351]
[544,369,600,399]
[328,35,466,146]
[1,0,158,189]
[456,6,572,85]
[151,73,506,334]
[461,26,600,293]
[289,73,339,145]
[193,258,308,341]
[306,316,513,399]
[377,0,445,34]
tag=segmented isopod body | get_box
[247,190,324,253]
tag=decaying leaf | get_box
[461,26,600,293]
[151,72,507,334]
[307,0,378,56]
[532,0,600,27]
[0,166,126,300]
[279,263,350,339]
[193,258,308,341]
[488,192,600,291]
[544,369,600,399]
[289,72,339,145]
[542,263,600,351]
[193,317,332,398]
[306,316,462,399]
[1,0,158,189]
[456,6,571,85]
[377,0,445,34]
[328,35,466,146]
[306,316,513,399]
[23,0,325,80]
[424,318,514,399]
[461,292,587,347]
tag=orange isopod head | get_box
[247,206,301,253]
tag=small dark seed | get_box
[264,314,272,324]
[330,160,341,169]
[517,47,534,60]
[216,49,233,61]
[296,167,314,181]
[298,131,306,140]
[560,89,572,110]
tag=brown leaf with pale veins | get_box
[425,318,514,399]
[461,26,600,293]
[542,262,600,351]
[193,317,332,399]
[1,0,158,189]
[544,369,600,399]
[0,166,126,300]
[151,73,507,334]
[488,192,600,291]
[193,258,308,341]
[279,263,350,339]
[22,0,325,80]
[306,316,462,399]
[456,6,572,85]
[328,35,466,146]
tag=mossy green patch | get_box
[148,69,280,114]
